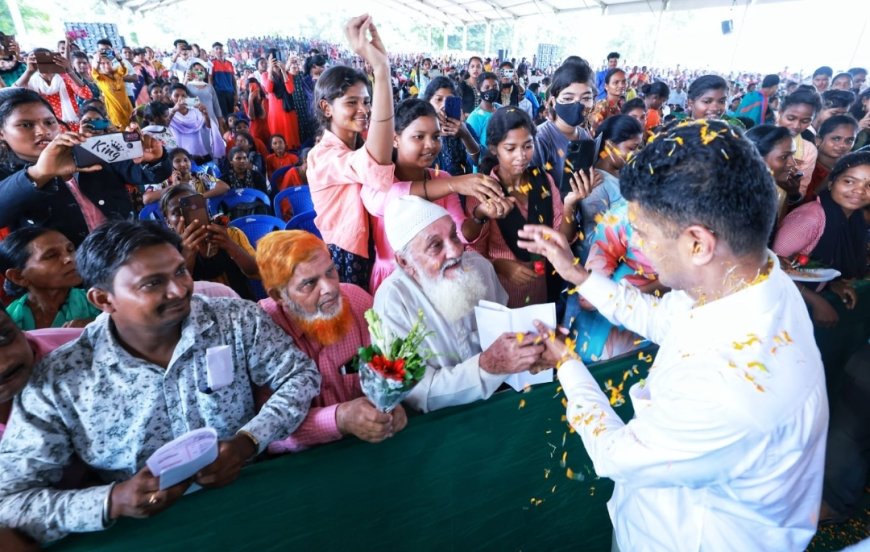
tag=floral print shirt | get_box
[0,295,320,543]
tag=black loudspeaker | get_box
[721,20,734,34]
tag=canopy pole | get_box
[484,22,492,58]
[6,0,28,42]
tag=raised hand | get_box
[344,14,388,68]
[517,224,587,286]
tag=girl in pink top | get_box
[466,107,591,308]
[306,16,398,289]
[362,99,510,293]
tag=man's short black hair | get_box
[96,39,113,47]
[173,39,188,47]
[212,41,223,48]
[761,74,780,89]
[620,120,776,256]
[813,66,833,78]
[77,221,182,291]
[607,52,620,60]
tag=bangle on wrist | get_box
[103,482,118,527]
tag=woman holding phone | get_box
[421,76,480,176]
[533,61,596,200]
[14,47,92,132]
[160,184,259,300]
[0,88,168,246]
[263,54,301,150]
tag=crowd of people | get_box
[0,11,868,551]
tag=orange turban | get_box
[256,230,328,294]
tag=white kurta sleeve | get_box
[404,353,505,413]
[558,359,758,487]
[578,272,691,345]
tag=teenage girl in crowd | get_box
[467,107,593,308]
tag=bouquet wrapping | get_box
[357,309,431,413]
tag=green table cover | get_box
[49,282,870,551]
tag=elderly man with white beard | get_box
[374,196,547,413]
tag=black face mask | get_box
[554,102,586,127]
[480,89,499,103]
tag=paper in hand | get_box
[474,301,556,391]
[146,428,219,490]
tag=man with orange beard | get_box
[256,230,407,453]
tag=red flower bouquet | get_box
[357,309,431,412]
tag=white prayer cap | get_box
[385,196,451,253]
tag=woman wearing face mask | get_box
[465,71,501,148]
[185,61,227,160]
[458,56,484,117]
[533,62,596,200]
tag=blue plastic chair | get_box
[229,214,287,247]
[209,188,271,215]
[273,186,313,219]
[284,210,322,239]
[138,202,164,221]
[269,165,292,190]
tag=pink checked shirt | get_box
[257,284,371,453]
[308,130,395,258]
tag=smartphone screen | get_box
[179,194,210,226]
[444,96,462,120]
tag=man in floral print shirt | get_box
[0,221,321,544]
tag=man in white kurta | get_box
[519,119,828,552]
[374,196,546,413]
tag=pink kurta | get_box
[308,130,395,258]
[362,169,469,293]
[257,283,371,453]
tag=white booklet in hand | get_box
[474,300,556,391]
[146,427,219,490]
